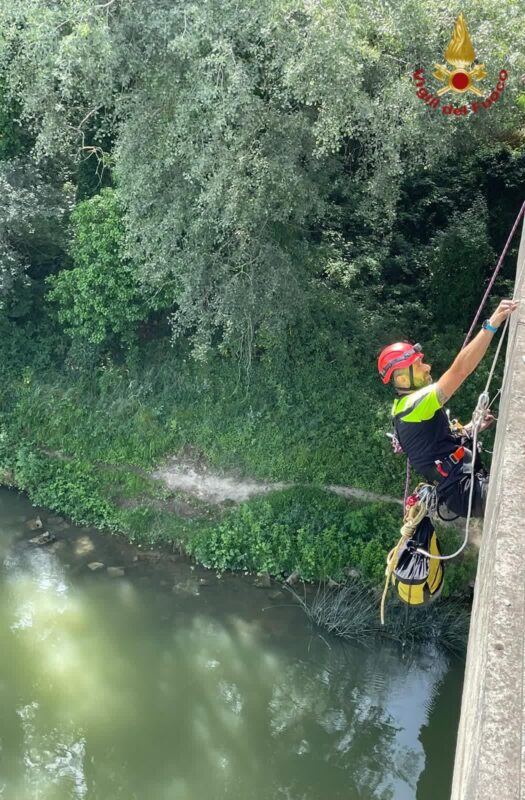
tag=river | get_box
[0,487,463,800]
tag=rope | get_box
[403,460,411,506]
[415,315,511,562]
[380,499,428,625]
[399,202,524,514]
[383,202,523,617]
[462,200,525,348]
[483,314,511,394]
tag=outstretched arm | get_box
[436,299,518,405]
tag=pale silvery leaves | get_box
[0,0,119,163]
[118,0,524,355]
[0,0,524,352]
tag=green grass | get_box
[185,486,476,595]
[0,316,479,601]
[0,424,477,597]
[1,332,408,495]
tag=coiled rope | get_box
[380,498,428,625]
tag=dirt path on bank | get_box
[151,457,403,506]
[150,457,481,542]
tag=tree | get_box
[0,0,524,357]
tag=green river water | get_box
[0,487,463,800]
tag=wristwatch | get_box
[482,319,498,333]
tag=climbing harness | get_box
[415,314,511,563]
[380,198,525,623]
[433,444,466,481]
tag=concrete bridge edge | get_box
[451,216,525,800]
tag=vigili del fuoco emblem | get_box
[433,13,486,97]
[412,12,508,115]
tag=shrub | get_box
[13,445,119,528]
[188,488,402,582]
[46,188,169,350]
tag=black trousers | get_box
[437,470,489,518]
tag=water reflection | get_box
[0,489,461,799]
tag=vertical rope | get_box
[462,200,525,349]
[400,200,524,550]
[403,460,411,507]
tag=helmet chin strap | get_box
[395,364,419,395]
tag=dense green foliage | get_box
[1,0,524,354]
[0,1,524,600]
[187,486,475,596]
[0,420,476,595]
[46,188,168,349]
[0,79,32,160]
[189,489,395,582]
[0,330,408,493]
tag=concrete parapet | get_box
[451,217,525,799]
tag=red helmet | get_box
[377,342,423,384]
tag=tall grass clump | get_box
[292,582,470,656]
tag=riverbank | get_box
[0,331,479,600]
[0,436,477,601]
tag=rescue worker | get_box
[377,299,518,518]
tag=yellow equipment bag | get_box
[393,516,444,606]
